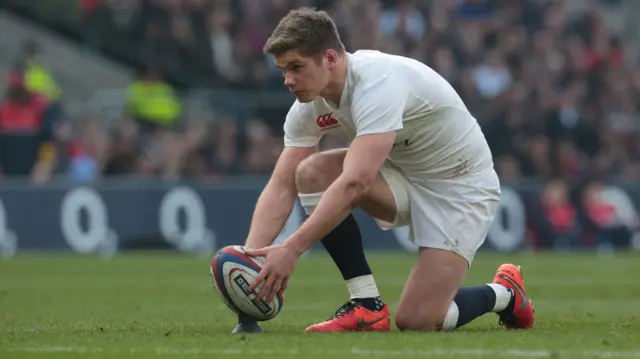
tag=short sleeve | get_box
[283,102,321,147]
[351,76,407,136]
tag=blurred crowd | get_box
[1,0,639,187]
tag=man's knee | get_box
[394,248,468,332]
[295,152,343,193]
[394,305,447,332]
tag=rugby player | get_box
[233,7,534,334]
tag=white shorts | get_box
[376,162,501,265]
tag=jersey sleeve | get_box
[283,102,321,147]
[351,76,408,136]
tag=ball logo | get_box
[232,273,272,315]
[60,187,118,256]
[159,186,216,253]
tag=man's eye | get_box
[292,65,302,71]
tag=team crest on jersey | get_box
[316,113,340,130]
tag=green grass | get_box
[1,251,640,358]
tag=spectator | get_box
[4,0,640,184]
[242,119,280,175]
[533,179,582,250]
[16,40,64,138]
[103,119,142,176]
[67,118,108,182]
[580,180,637,249]
[125,67,182,135]
[0,72,52,182]
[379,0,426,43]
[206,119,241,176]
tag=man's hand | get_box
[246,244,299,303]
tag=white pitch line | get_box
[292,278,640,287]
[7,346,640,358]
[7,277,640,288]
[210,299,640,312]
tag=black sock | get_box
[453,285,497,328]
[321,213,372,280]
[320,213,383,312]
[351,297,385,312]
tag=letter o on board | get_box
[159,186,212,251]
[487,186,525,252]
[61,187,109,253]
[0,199,17,258]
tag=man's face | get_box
[274,50,330,103]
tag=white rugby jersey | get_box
[283,50,494,182]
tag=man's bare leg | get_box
[395,248,514,331]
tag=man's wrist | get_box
[245,235,274,250]
[283,236,307,256]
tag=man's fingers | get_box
[257,275,277,302]
[278,277,289,297]
[276,278,289,296]
[248,269,268,293]
[267,280,282,304]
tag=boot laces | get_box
[329,301,358,320]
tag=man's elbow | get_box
[342,174,375,205]
[266,172,297,200]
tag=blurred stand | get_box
[0,0,639,254]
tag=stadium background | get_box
[1,1,640,358]
[0,0,639,257]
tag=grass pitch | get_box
[1,251,640,359]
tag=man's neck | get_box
[320,54,348,107]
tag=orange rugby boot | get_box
[493,264,535,329]
[304,301,391,333]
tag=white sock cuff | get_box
[441,301,459,330]
[299,192,323,215]
[346,274,380,299]
[487,283,512,312]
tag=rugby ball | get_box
[210,245,283,321]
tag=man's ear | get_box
[324,49,339,69]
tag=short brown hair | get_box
[264,7,345,57]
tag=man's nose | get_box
[284,73,295,87]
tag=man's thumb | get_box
[244,247,267,257]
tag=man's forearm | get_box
[245,181,297,249]
[285,177,360,255]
